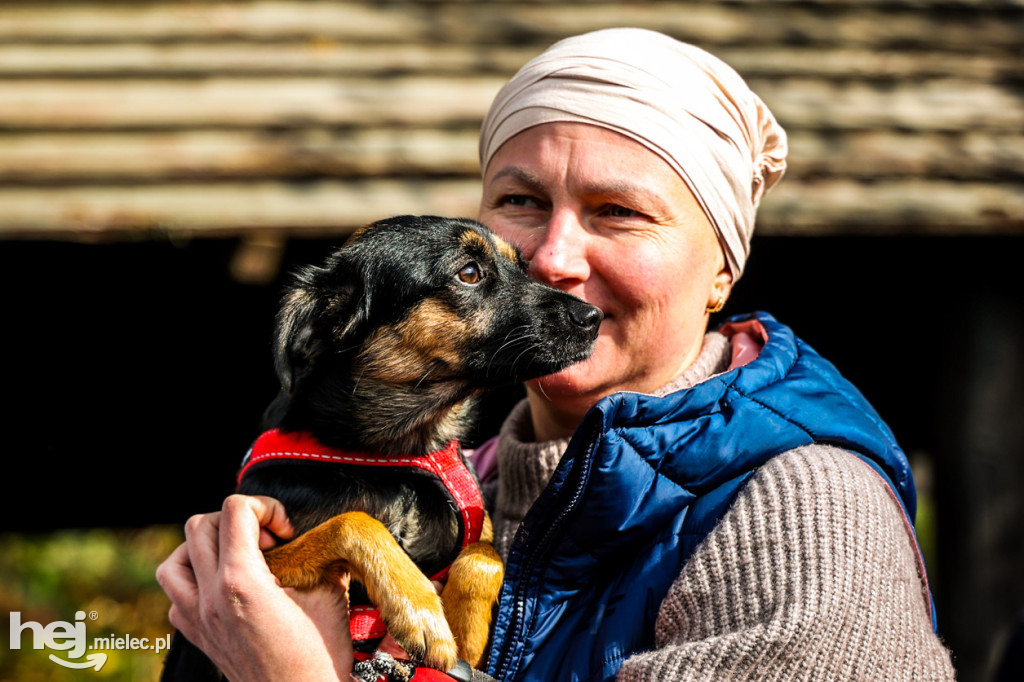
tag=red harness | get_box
[237,428,485,645]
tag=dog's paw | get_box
[382,593,459,672]
[442,541,504,668]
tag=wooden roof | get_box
[1,0,1022,241]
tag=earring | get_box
[706,293,726,314]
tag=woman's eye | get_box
[605,204,642,219]
[502,194,540,209]
[458,263,482,285]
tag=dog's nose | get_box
[569,301,604,331]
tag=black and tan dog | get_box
[162,216,602,680]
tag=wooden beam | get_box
[0,43,1016,82]
[786,130,1024,181]
[0,179,484,239]
[0,42,538,78]
[0,128,481,181]
[0,76,506,129]
[1,76,1020,132]
[760,179,1024,235]
[3,128,1022,183]
[0,179,1019,240]
[1,2,1019,50]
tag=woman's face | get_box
[479,122,732,427]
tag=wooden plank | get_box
[1,76,1020,132]
[3,128,1021,182]
[0,179,484,239]
[0,129,481,181]
[786,130,1024,181]
[723,48,1022,82]
[485,4,1024,50]
[759,79,1024,133]
[759,180,1024,235]
[0,2,429,42]
[0,43,1017,82]
[0,42,539,77]
[0,179,1019,240]
[0,76,507,129]
[15,0,1021,7]
[2,2,1020,50]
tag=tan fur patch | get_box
[459,228,492,254]
[441,530,504,668]
[359,298,469,383]
[283,287,312,310]
[279,288,314,343]
[265,510,459,670]
[461,228,520,266]
[346,222,373,244]
[491,232,521,265]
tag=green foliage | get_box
[0,526,182,682]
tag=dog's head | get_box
[271,215,601,450]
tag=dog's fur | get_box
[162,216,601,679]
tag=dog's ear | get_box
[273,283,321,396]
[273,261,369,395]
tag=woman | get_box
[157,28,955,680]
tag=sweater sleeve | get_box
[616,444,956,681]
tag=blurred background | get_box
[1,1,1021,680]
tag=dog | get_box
[161,215,602,680]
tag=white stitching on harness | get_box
[245,446,476,540]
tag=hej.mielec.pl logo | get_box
[9,610,172,671]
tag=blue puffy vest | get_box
[484,312,933,682]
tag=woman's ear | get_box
[706,265,734,314]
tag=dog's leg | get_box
[264,510,459,671]
[441,513,504,668]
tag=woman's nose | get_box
[527,209,591,288]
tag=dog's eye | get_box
[458,263,482,285]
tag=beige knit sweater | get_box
[487,333,956,681]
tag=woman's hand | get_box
[156,494,354,681]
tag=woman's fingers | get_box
[158,495,295,636]
[157,495,357,679]
[155,541,199,633]
[181,510,221,595]
[218,495,295,574]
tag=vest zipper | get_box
[491,429,599,680]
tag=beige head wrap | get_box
[479,28,788,278]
